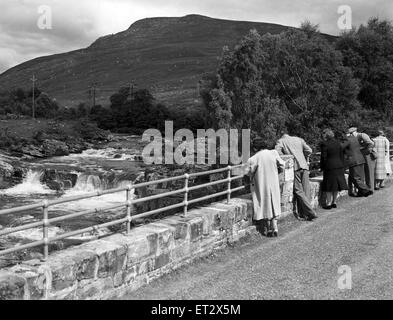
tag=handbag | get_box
[370,148,378,161]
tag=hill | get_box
[0,14,335,113]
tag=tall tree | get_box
[204,27,360,145]
[336,18,393,119]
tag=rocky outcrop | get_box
[42,169,79,192]
[0,159,14,178]
[8,139,95,159]
[0,158,15,189]
[42,139,69,157]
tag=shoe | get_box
[266,231,273,238]
[306,215,318,221]
[331,204,337,209]
[322,205,332,210]
[375,187,380,191]
[273,231,278,237]
[358,190,372,197]
[364,190,373,197]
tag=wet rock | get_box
[0,274,26,300]
[0,159,15,188]
[0,159,14,178]
[134,155,144,161]
[62,180,73,190]
[19,145,44,158]
[42,139,70,157]
[46,180,64,192]
[42,169,78,190]
[66,140,87,154]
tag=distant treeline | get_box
[0,86,205,134]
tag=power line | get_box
[31,74,37,119]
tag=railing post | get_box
[42,200,49,261]
[126,185,132,234]
[183,174,189,216]
[227,166,232,204]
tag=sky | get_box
[0,0,392,74]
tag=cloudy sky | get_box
[0,0,392,73]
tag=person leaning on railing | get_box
[244,137,285,237]
[319,129,348,210]
[372,130,390,189]
[342,128,373,198]
[350,127,376,193]
[275,129,318,221]
[382,134,392,178]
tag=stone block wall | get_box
[279,155,296,216]
[0,198,256,300]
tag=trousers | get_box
[364,155,376,192]
[293,169,317,219]
[348,164,370,194]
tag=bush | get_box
[73,120,108,141]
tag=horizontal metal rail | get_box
[0,165,245,261]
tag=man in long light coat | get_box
[245,138,285,237]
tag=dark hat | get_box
[252,137,266,150]
[347,127,357,134]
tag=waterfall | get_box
[70,174,107,193]
[54,173,135,211]
[0,170,54,196]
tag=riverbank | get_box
[0,118,112,188]
[0,119,111,159]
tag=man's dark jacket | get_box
[343,136,366,167]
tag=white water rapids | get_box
[0,139,142,212]
[0,170,54,196]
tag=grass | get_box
[0,119,81,141]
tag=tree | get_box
[336,18,393,120]
[204,28,360,145]
[106,87,172,133]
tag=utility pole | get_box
[93,84,96,108]
[90,83,97,109]
[31,74,37,119]
[129,82,134,100]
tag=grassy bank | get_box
[0,118,109,158]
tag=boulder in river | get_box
[42,139,70,157]
[42,169,78,191]
[0,159,14,178]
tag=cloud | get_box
[0,0,392,73]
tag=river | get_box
[0,134,148,264]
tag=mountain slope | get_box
[0,14,335,112]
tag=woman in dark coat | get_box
[320,129,348,209]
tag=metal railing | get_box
[0,165,245,261]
